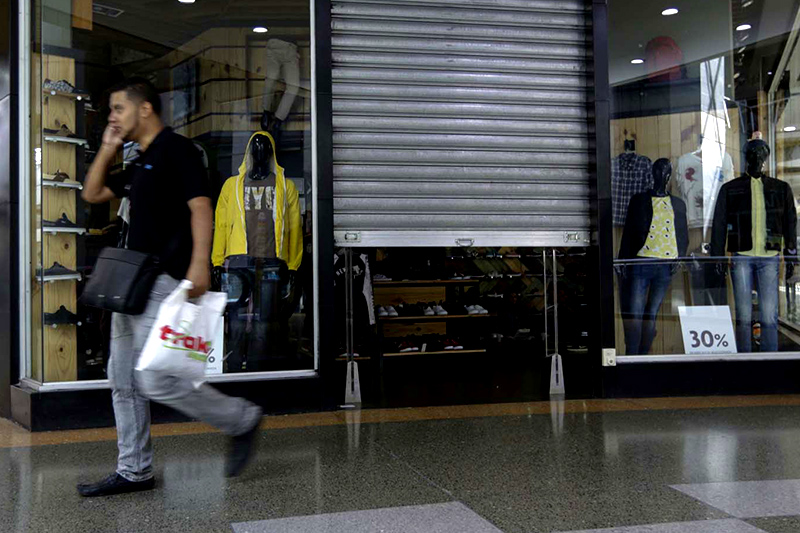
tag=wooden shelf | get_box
[334,356,373,362]
[374,279,479,286]
[379,314,494,321]
[384,349,486,357]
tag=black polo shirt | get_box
[108,127,210,280]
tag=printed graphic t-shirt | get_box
[675,151,734,230]
[244,174,277,258]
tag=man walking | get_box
[78,78,263,497]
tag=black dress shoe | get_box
[77,473,155,497]
[225,418,262,478]
[44,305,81,326]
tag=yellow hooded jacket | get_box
[211,131,303,270]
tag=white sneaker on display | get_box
[377,307,388,317]
[435,305,448,316]
[474,305,489,315]
[466,305,481,315]
[423,306,435,316]
[386,306,399,317]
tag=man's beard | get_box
[122,118,139,143]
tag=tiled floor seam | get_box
[372,440,509,533]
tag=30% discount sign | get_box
[678,306,738,354]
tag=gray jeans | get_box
[109,274,262,482]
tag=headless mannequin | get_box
[620,158,686,355]
[225,133,288,372]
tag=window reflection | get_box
[610,0,800,356]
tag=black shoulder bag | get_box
[80,247,162,315]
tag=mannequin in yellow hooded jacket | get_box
[212,131,303,270]
[211,132,303,372]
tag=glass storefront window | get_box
[609,0,800,357]
[26,0,316,382]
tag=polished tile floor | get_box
[4,396,800,532]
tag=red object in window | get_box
[645,36,684,81]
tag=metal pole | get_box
[345,248,354,362]
[553,249,559,356]
[543,249,548,357]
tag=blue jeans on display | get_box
[621,263,674,355]
[731,255,780,353]
[223,256,289,372]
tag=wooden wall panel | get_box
[41,54,78,382]
[72,0,92,30]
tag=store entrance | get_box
[335,246,594,407]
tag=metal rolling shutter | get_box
[331,0,593,247]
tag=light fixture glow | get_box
[736,23,752,31]
[178,0,195,3]
[631,58,645,64]
[253,26,268,33]
[784,126,797,132]
[768,71,773,75]
[661,8,679,16]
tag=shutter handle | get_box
[455,238,474,247]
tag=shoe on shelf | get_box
[44,78,75,93]
[398,341,419,353]
[40,262,79,277]
[43,124,79,138]
[472,305,489,315]
[385,306,399,317]
[225,413,263,478]
[423,305,435,316]
[77,473,155,497]
[466,305,482,315]
[377,306,388,318]
[435,304,448,316]
[43,213,78,228]
[45,169,71,182]
[450,273,465,280]
[373,274,392,281]
[44,305,80,326]
[443,338,464,350]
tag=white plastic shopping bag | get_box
[136,280,227,387]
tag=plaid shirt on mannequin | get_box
[612,152,654,226]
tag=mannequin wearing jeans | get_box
[225,134,289,371]
[711,140,798,352]
[261,39,300,133]
[618,158,689,355]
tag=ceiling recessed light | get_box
[736,23,752,31]
[661,8,679,16]
[768,71,773,75]
[253,26,269,33]
[178,0,195,3]
[742,0,754,7]
[631,58,645,64]
[785,126,797,132]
